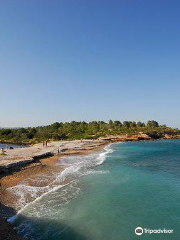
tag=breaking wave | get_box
[8,144,114,224]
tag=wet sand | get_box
[0,142,109,240]
[0,140,109,240]
[0,144,107,190]
[0,142,108,221]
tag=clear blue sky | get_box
[1,0,180,128]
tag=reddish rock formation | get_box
[99,133,153,142]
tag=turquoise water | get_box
[12,140,180,240]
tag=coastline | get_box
[0,140,107,176]
[0,144,107,190]
[1,133,179,178]
[0,136,179,240]
[0,140,109,240]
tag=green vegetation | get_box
[0,120,179,145]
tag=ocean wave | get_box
[8,144,114,223]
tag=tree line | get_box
[0,120,179,145]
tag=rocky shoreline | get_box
[0,214,25,240]
[0,140,106,177]
[99,132,180,142]
[0,140,109,240]
[1,134,180,177]
[0,136,180,240]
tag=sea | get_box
[8,139,180,240]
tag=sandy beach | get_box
[0,139,107,207]
[0,139,108,240]
[0,136,178,240]
[0,142,106,208]
[0,134,174,214]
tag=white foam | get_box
[96,144,114,165]
[8,144,114,223]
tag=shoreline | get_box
[0,140,109,240]
[0,137,178,210]
[0,140,107,178]
[0,137,179,240]
[0,143,108,192]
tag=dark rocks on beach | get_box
[0,215,26,240]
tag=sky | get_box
[0,0,180,128]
